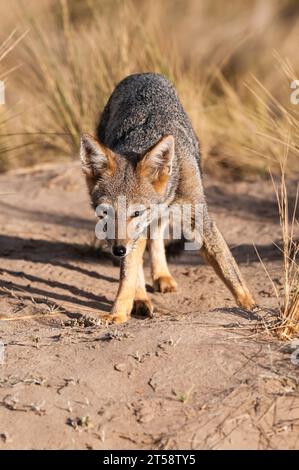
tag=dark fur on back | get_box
[96,73,201,168]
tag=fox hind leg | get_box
[200,217,255,310]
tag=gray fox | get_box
[80,73,255,323]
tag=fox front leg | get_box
[149,222,177,293]
[132,264,154,318]
[104,238,146,324]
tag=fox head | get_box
[80,133,175,257]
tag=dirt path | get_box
[0,162,298,449]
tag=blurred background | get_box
[0,0,299,178]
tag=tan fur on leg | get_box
[104,238,147,324]
[201,218,255,310]
[150,222,177,293]
[132,264,153,318]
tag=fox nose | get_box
[112,245,127,257]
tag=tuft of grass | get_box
[0,30,27,170]
[256,143,298,340]
[272,146,299,339]
[17,0,176,155]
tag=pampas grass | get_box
[0,0,298,177]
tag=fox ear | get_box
[80,133,115,179]
[139,135,174,194]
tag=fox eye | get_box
[132,210,144,218]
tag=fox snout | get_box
[112,244,127,257]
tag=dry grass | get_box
[0,29,27,170]
[272,148,299,339]
[255,144,299,340]
[0,0,298,177]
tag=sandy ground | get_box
[0,162,298,450]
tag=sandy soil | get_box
[0,162,298,450]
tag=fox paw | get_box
[153,276,177,293]
[102,313,128,324]
[132,299,154,318]
[235,287,256,311]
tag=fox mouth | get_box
[111,251,127,258]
